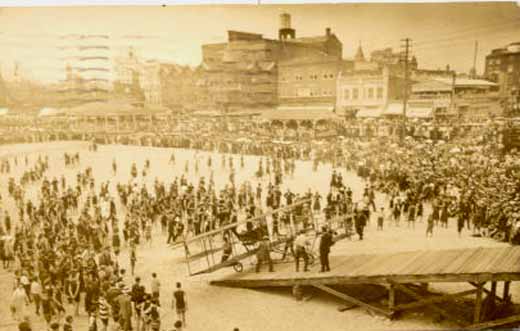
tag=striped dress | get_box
[98,297,110,323]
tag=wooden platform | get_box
[211,246,520,329]
[211,246,520,287]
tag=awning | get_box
[382,103,432,118]
[39,107,65,117]
[383,103,403,116]
[356,107,383,118]
[407,106,432,118]
[0,108,8,116]
[262,105,338,121]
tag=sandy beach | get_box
[0,141,513,331]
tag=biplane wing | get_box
[183,198,312,246]
[188,236,294,275]
[181,199,312,276]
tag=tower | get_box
[278,13,296,40]
[354,42,366,62]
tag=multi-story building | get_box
[140,60,193,110]
[369,47,418,73]
[196,31,280,111]
[197,13,343,112]
[410,77,501,120]
[278,55,350,110]
[113,47,145,102]
[485,42,520,96]
[336,66,406,117]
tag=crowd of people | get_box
[0,113,519,331]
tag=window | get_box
[344,89,350,100]
[368,88,374,99]
[377,87,384,99]
[353,88,359,100]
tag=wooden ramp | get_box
[211,246,520,330]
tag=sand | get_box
[0,141,513,331]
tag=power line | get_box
[413,19,520,47]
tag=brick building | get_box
[485,42,520,114]
[197,13,343,112]
[278,55,349,109]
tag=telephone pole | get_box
[401,38,411,140]
[471,41,479,78]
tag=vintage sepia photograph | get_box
[1,1,520,330]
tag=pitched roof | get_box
[354,44,366,62]
[66,100,169,116]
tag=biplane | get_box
[180,199,352,276]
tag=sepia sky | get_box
[0,3,519,82]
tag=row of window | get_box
[287,73,335,81]
[343,87,384,100]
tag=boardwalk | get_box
[211,246,520,329]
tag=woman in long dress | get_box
[11,284,28,321]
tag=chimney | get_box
[326,28,331,37]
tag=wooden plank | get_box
[464,313,520,330]
[355,251,411,276]
[469,282,505,303]
[502,249,520,273]
[338,304,357,312]
[490,281,497,304]
[406,251,448,275]
[391,282,467,326]
[211,272,520,288]
[474,282,484,324]
[391,251,431,275]
[350,254,400,277]
[329,254,372,277]
[445,248,482,274]
[504,281,511,299]
[419,250,464,275]
[393,289,477,311]
[486,247,516,273]
[466,248,505,274]
[314,284,393,317]
[388,284,395,311]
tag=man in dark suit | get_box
[319,226,334,272]
[355,208,367,240]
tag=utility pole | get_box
[471,41,479,79]
[400,38,411,141]
[451,70,457,119]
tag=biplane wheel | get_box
[233,262,243,272]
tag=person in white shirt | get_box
[293,231,310,272]
[20,273,31,303]
[151,273,161,305]
[30,277,42,315]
